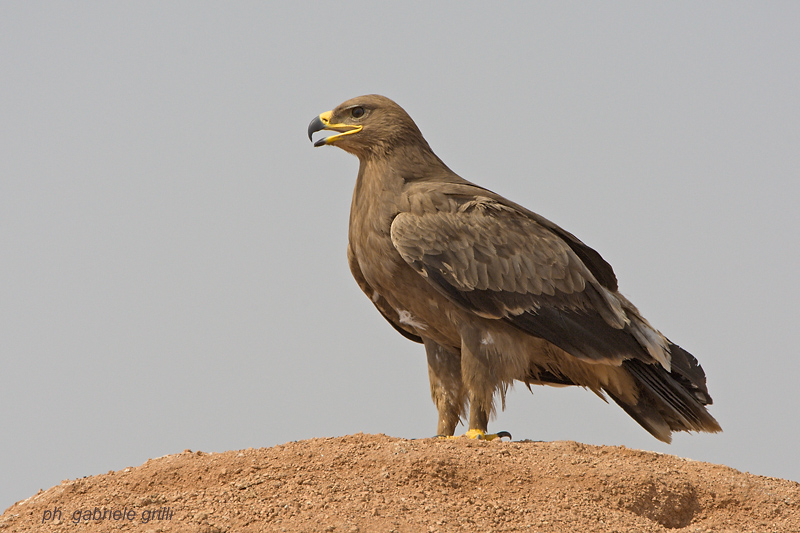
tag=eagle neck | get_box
[351,158,403,222]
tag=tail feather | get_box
[668,342,714,405]
[610,343,721,443]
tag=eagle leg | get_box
[458,329,514,441]
[468,390,490,433]
[438,429,513,441]
[423,338,466,436]
[464,429,512,440]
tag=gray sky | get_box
[2,2,799,510]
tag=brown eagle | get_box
[308,94,720,442]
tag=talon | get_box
[477,429,512,441]
[439,429,512,441]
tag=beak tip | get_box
[308,115,326,143]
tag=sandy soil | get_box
[2,433,798,532]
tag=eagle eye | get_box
[350,106,365,119]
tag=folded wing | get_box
[390,195,670,369]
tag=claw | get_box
[438,429,512,441]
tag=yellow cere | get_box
[318,110,362,144]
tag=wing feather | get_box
[390,195,659,365]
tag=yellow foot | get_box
[439,429,512,441]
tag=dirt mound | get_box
[2,433,798,532]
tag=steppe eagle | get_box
[308,94,720,442]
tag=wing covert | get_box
[391,197,599,312]
[390,196,661,365]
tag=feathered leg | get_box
[423,338,465,436]
[458,330,511,440]
[460,333,494,433]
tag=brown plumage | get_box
[308,94,720,442]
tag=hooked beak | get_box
[307,110,363,147]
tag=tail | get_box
[609,342,721,443]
